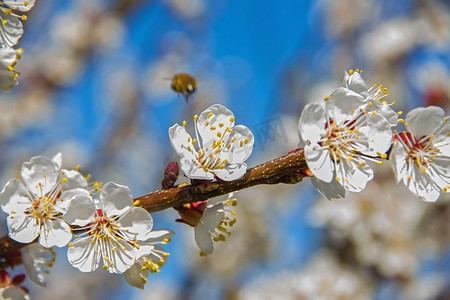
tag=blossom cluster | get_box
[298,70,449,202]
[0,154,173,291]
[0,0,35,90]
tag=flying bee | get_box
[170,73,198,103]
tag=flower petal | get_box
[168,124,196,161]
[144,229,175,244]
[56,188,91,214]
[327,87,366,125]
[38,219,72,248]
[336,158,373,192]
[124,263,146,289]
[304,144,334,183]
[202,203,224,232]
[0,11,23,47]
[0,178,30,214]
[344,71,367,95]
[219,125,254,164]
[7,213,39,243]
[310,177,346,200]
[197,104,235,149]
[67,236,99,272]
[63,193,95,226]
[21,156,58,196]
[406,106,445,139]
[194,223,214,255]
[298,102,326,145]
[117,207,153,241]
[213,163,247,181]
[62,169,88,190]
[99,182,133,216]
[1,286,28,300]
[364,113,393,156]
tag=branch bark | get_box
[0,149,307,258]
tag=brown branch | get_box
[0,149,307,258]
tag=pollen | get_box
[207,112,213,118]
[182,121,186,127]
[230,117,235,122]
[194,115,198,121]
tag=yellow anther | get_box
[230,117,235,122]
[377,161,383,165]
[244,138,249,144]
[192,139,197,145]
[21,15,27,21]
[324,96,329,101]
[210,126,216,130]
[194,115,198,121]
[207,112,213,118]
[187,146,191,151]
[240,140,243,147]
[219,123,224,127]
[397,111,403,115]
[368,102,373,107]
[335,177,340,181]
[398,119,405,123]
[372,111,377,115]
[349,69,354,75]
[361,162,366,167]
[133,200,140,206]
[217,132,222,138]
[103,265,108,270]
[205,121,209,126]
[182,120,186,127]
[405,123,410,126]
[61,178,68,182]
[68,243,73,247]
[1,20,7,25]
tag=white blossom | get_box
[169,104,254,181]
[0,0,35,47]
[0,155,88,247]
[390,106,450,202]
[298,88,393,199]
[124,230,174,289]
[343,69,399,126]
[177,194,237,255]
[64,182,154,274]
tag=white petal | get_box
[219,125,254,164]
[194,223,214,254]
[7,213,39,243]
[179,157,215,180]
[336,159,373,192]
[22,243,53,287]
[62,169,88,190]
[3,0,36,12]
[197,104,235,149]
[63,193,95,226]
[328,87,366,124]
[117,207,153,241]
[124,263,146,289]
[298,102,326,145]
[0,69,18,91]
[38,219,72,248]
[168,124,196,161]
[67,236,99,272]
[202,203,224,232]
[389,141,409,183]
[0,11,23,47]
[144,229,175,244]
[51,153,62,170]
[0,47,17,67]
[367,101,398,127]
[364,114,393,156]
[100,182,133,216]
[406,106,445,139]
[407,166,441,202]
[105,239,136,274]
[213,163,247,181]
[0,178,30,214]
[344,71,367,94]
[21,156,58,196]
[56,188,91,214]
[304,144,334,183]
[310,177,346,200]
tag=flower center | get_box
[396,132,439,173]
[193,149,227,171]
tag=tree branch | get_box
[0,149,307,258]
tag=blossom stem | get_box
[0,149,308,258]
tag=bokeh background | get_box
[1,0,449,299]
